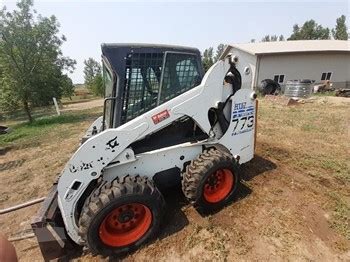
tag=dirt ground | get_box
[0,96,349,261]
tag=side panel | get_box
[219,89,256,163]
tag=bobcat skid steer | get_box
[32,43,258,260]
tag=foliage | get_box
[83,57,104,96]
[288,20,330,40]
[261,34,285,42]
[60,74,75,99]
[0,75,20,112]
[214,44,225,62]
[202,44,226,72]
[202,47,214,72]
[0,0,76,122]
[91,74,104,97]
[332,15,349,40]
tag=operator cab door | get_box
[121,52,163,124]
[120,51,202,125]
[158,52,202,104]
[103,60,115,129]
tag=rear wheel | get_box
[78,175,165,257]
[182,148,240,212]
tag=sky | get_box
[1,0,349,83]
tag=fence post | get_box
[53,97,60,116]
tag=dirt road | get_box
[61,98,103,111]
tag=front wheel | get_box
[182,148,240,212]
[78,175,165,257]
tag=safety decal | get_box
[152,110,170,124]
[232,103,255,136]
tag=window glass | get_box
[160,53,201,103]
[274,74,285,83]
[326,72,332,80]
[279,75,285,83]
[321,72,327,81]
[104,64,113,97]
[103,64,114,128]
[122,53,163,123]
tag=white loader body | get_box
[56,47,257,244]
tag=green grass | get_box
[0,110,101,146]
[0,95,100,122]
[328,192,350,241]
[312,91,336,97]
[0,105,57,123]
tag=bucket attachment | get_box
[31,184,82,261]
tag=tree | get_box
[0,0,76,122]
[83,58,104,96]
[261,35,284,42]
[92,74,104,97]
[201,44,226,72]
[202,47,214,72]
[261,35,271,42]
[61,75,74,100]
[332,15,349,40]
[83,58,101,86]
[214,44,225,62]
[288,19,330,40]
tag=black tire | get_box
[78,175,165,257]
[264,84,276,95]
[182,148,240,212]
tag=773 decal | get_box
[231,104,255,136]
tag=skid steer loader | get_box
[31,43,258,260]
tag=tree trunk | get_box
[23,100,33,123]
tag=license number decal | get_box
[232,103,254,136]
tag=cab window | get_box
[160,53,201,104]
[122,53,163,123]
[103,63,114,128]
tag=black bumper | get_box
[31,184,82,261]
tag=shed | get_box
[228,40,350,89]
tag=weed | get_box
[328,192,350,240]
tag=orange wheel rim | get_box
[203,169,234,203]
[99,203,152,247]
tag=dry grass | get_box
[0,96,349,261]
[258,97,350,240]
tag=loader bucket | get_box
[31,184,82,261]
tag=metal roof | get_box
[230,40,350,56]
[101,43,200,53]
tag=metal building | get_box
[229,40,350,89]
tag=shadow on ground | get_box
[0,146,12,156]
[0,159,26,172]
[240,154,277,181]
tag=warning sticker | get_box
[152,110,170,124]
